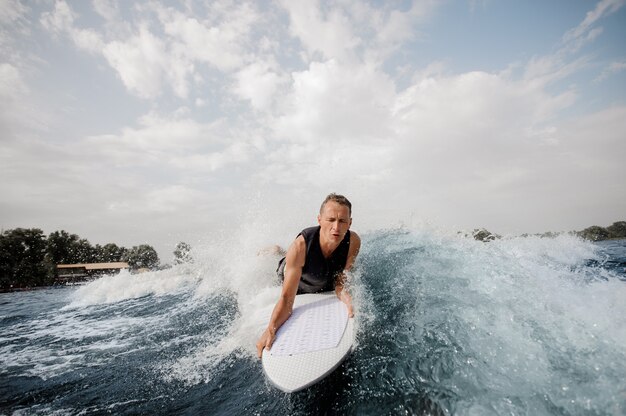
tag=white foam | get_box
[376,228,626,413]
[66,267,198,308]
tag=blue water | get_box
[1,230,625,415]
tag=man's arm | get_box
[335,231,361,317]
[256,236,306,358]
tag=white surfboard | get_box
[262,292,355,393]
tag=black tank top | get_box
[278,226,351,294]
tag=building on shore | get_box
[56,262,129,283]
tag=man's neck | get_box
[318,236,340,259]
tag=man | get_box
[256,193,361,358]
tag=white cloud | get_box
[278,0,361,62]
[0,0,29,34]
[277,0,432,65]
[250,54,620,234]
[39,1,262,99]
[170,141,253,173]
[0,63,27,99]
[0,0,30,70]
[0,63,39,132]
[80,110,260,180]
[519,0,624,92]
[232,61,286,110]
[523,54,589,89]
[595,60,626,82]
[3,0,625,254]
[389,72,566,186]
[84,111,224,162]
[371,7,415,46]
[36,1,428,102]
[273,59,396,144]
[563,0,625,46]
[102,26,170,98]
[72,27,105,52]
[40,0,104,53]
[156,2,258,72]
[395,71,574,140]
[108,185,210,214]
[93,0,120,22]
[39,0,75,34]
[360,1,432,63]
[267,65,549,204]
[560,105,626,170]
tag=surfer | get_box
[256,193,361,358]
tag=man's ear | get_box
[317,214,321,225]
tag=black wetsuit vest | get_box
[277,226,351,294]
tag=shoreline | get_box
[2,236,625,293]
[0,283,83,294]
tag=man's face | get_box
[318,201,352,245]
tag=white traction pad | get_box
[262,292,355,392]
[270,296,348,356]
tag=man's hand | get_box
[256,327,276,358]
[338,289,354,318]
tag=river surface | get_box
[1,231,625,415]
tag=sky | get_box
[1,0,625,260]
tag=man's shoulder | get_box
[287,235,307,266]
[291,234,307,252]
[348,231,361,253]
[300,226,320,238]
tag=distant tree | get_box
[45,230,79,266]
[472,228,500,242]
[45,231,95,264]
[124,245,159,270]
[578,226,610,241]
[0,228,49,289]
[74,238,96,263]
[95,243,128,262]
[539,231,561,238]
[173,242,193,265]
[607,221,626,239]
[44,231,99,278]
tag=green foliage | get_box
[578,225,611,241]
[576,222,626,241]
[95,243,128,263]
[45,231,97,265]
[124,244,160,270]
[173,242,193,265]
[0,228,49,289]
[606,221,626,239]
[0,228,156,290]
[471,228,500,242]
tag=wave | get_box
[354,229,625,414]
[3,227,625,414]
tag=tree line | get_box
[576,221,626,241]
[0,228,160,291]
[471,221,626,242]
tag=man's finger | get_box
[265,335,274,351]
